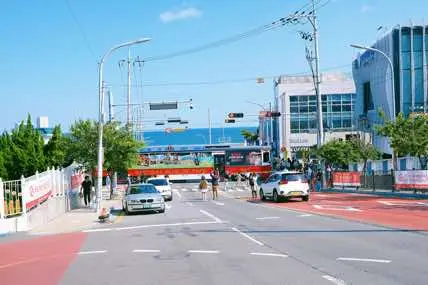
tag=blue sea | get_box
[141,127,257,146]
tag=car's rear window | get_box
[282,173,306,181]
[148,179,168,186]
[129,185,159,194]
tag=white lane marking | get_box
[173,190,182,199]
[249,252,288,258]
[212,201,225,206]
[322,275,347,285]
[313,205,362,212]
[181,188,188,192]
[237,189,244,192]
[188,250,220,254]
[186,202,194,206]
[256,216,280,220]
[316,194,329,197]
[299,214,313,217]
[192,188,198,192]
[336,257,391,263]
[199,209,223,223]
[165,204,172,209]
[83,221,219,233]
[231,227,264,246]
[133,249,161,253]
[78,250,107,255]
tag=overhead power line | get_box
[64,0,96,60]
[143,0,329,63]
[109,63,351,88]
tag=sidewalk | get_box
[322,187,428,199]
[29,199,123,235]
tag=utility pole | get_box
[108,90,114,122]
[312,0,324,147]
[127,49,132,129]
[208,108,212,144]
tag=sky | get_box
[1,0,428,132]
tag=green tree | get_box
[7,115,46,179]
[316,139,360,169]
[241,129,259,145]
[376,111,428,169]
[44,125,70,168]
[349,138,381,172]
[67,120,142,196]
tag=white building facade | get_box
[277,73,357,157]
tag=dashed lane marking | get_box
[298,214,313,217]
[173,189,182,199]
[133,249,161,253]
[78,250,107,255]
[256,216,280,220]
[249,252,288,258]
[322,275,347,285]
[199,209,223,223]
[212,201,225,206]
[83,221,220,233]
[187,250,220,254]
[336,257,391,263]
[231,227,264,246]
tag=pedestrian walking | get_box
[210,169,220,200]
[80,176,92,207]
[199,175,209,201]
[249,173,257,199]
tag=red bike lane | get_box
[0,232,87,285]
[250,193,428,231]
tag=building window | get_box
[414,27,424,111]
[401,28,412,116]
[363,82,374,114]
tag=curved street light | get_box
[96,38,151,212]
[350,44,396,118]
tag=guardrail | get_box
[0,164,81,233]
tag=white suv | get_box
[259,171,309,202]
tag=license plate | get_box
[290,191,301,196]
[143,204,152,209]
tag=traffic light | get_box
[271,112,281,117]
[228,113,244,118]
[225,118,236,123]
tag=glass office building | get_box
[275,73,356,156]
[289,93,356,133]
[352,24,428,154]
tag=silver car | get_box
[122,183,165,214]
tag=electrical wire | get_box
[143,0,325,63]
[64,0,96,61]
[108,63,351,88]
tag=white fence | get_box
[0,163,82,235]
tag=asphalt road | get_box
[59,183,428,285]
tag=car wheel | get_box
[124,205,130,215]
[273,190,279,203]
[259,189,266,201]
[302,195,309,202]
[159,208,165,213]
[169,195,173,201]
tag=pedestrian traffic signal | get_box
[225,118,236,123]
[228,113,244,118]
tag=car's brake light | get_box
[279,179,288,185]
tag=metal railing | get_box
[1,179,23,217]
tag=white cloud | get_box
[160,7,202,23]
[360,4,374,13]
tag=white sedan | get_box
[147,178,173,201]
[259,171,309,202]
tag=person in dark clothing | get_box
[80,176,92,207]
[210,169,220,200]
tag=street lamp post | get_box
[96,38,151,212]
[351,43,396,170]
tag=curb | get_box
[321,188,428,199]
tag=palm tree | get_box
[241,129,259,145]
